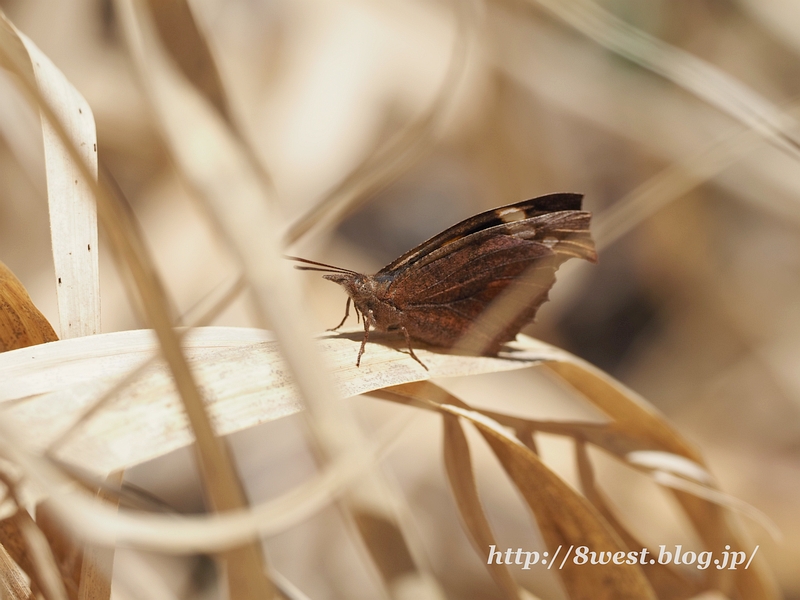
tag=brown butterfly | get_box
[290,193,597,369]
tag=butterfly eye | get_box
[497,207,526,223]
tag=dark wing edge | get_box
[377,192,584,276]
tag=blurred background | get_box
[1,0,799,598]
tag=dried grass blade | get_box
[527,0,800,160]
[35,502,83,600]
[388,382,657,600]
[650,472,781,543]
[269,569,311,600]
[2,9,276,597]
[0,329,545,476]
[469,398,779,558]
[542,360,780,600]
[115,0,354,479]
[107,177,277,597]
[0,12,100,339]
[350,510,418,592]
[0,412,412,554]
[473,419,656,599]
[541,361,702,461]
[143,0,231,122]
[592,131,764,251]
[625,451,712,485]
[46,273,245,458]
[0,511,36,589]
[76,541,111,600]
[139,0,275,199]
[574,440,702,599]
[112,6,411,591]
[76,472,122,600]
[442,413,521,600]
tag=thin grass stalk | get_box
[523,0,800,160]
[592,126,765,251]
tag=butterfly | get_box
[289,193,597,369]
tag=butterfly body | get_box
[291,193,597,369]
[322,272,403,334]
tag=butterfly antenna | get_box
[284,255,358,275]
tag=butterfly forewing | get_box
[386,236,552,305]
[377,192,586,277]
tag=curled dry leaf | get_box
[0,260,58,352]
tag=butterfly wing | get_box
[376,193,586,277]
[378,205,596,353]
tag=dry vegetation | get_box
[0,0,798,599]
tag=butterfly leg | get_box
[328,296,352,331]
[401,326,428,371]
[356,309,372,367]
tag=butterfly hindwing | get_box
[386,235,553,306]
[386,235,561,351]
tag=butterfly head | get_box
[324,271,394,322]
[323,272,372,297]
